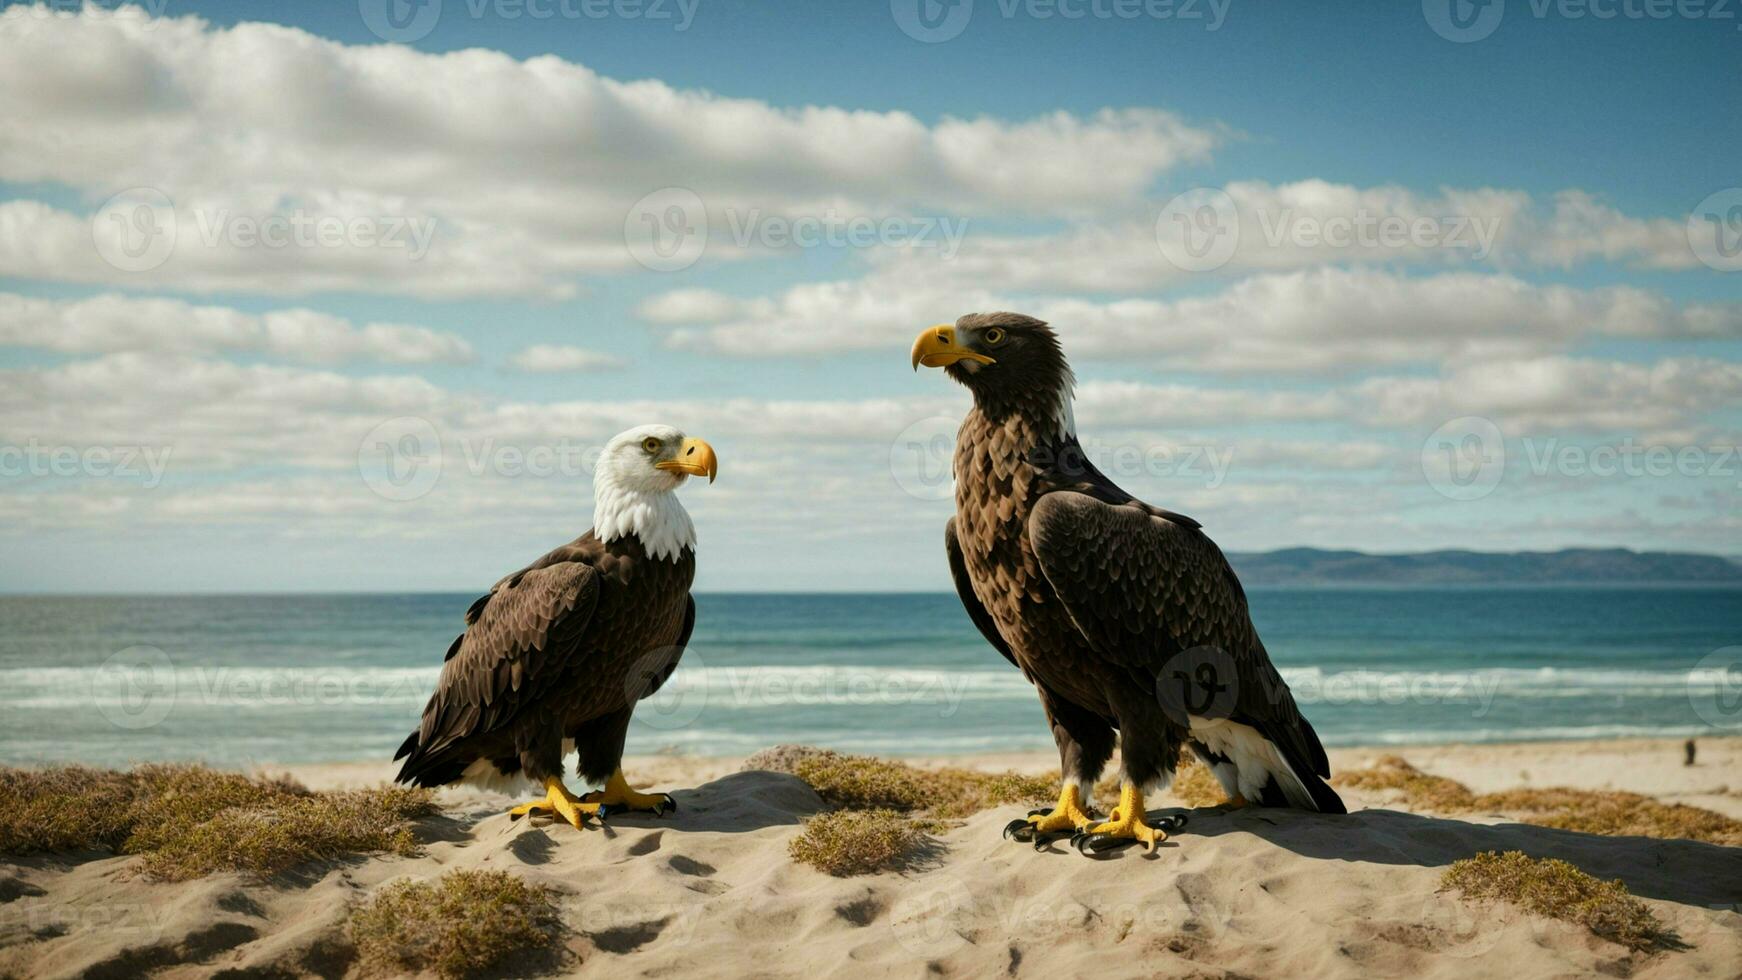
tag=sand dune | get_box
[2,738,1739,978]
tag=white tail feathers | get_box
[1188,716,1320,810]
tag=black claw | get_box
[659,794,677,815]
[1026,808,1050,818]
[1073,832,1139,857]
[596,803,613,822]
[1157,813,1188,831]
[1002,818,1037,842]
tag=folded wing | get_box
[394,561,600,785]
[1028,491,1342,812]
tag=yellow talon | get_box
[508,776,599,829]
[580,769,677,815]
[1004,782,1095,841]
[1079,783,1166,853]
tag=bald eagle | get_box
[394,425,718,828]
[912,314,1343,854]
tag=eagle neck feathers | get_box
[592,474,695,562]
[970,375,1076,446]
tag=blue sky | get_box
[0,0,1738,592]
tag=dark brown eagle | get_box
[912,314,1343,854]
[393,424,717,829]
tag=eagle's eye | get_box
[642,437,662,454]
[984,327,1005,345]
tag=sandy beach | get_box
[3,737,1739,979]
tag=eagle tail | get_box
[391,730,466,788]
[393,745,469,788]
[1300,769,1347,814]
[1264,761,1345,814]
[1263,725,1346,814]
[1189,719,1346,814]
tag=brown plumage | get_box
[393,532,694,790]
[917,314,1344,823]
[392,424,715,823]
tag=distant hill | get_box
[1224,547,1742,585]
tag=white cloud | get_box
[1076,381,1348,426]
[0,292,475,363]
[646,267,1742,373]
[507,344,627,373]
[1529,190,1698,269]
[4,349,1737,577]
[0,4,1733,577]
[634,289,749,325]
[1356,356,1742,433]
[860,182,1701,296]
[0,5,1218,297]
[8,348,1732,499]
[0,353,465,471]
[1047,269,1742,373]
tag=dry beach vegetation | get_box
[0,738,1737,978]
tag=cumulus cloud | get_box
[635,289,749,325]
[4,347,1737,572]
[646,267,1742,373]
[0,292,474,363]
[5,350,1733,491]
[856,182,1701,296]
[1,5,1733,575]
[0,197,563,299]
[0,5,1218,297]
[0,353,466,471]
[1356,356,1742,433]
[0,8,1698,307]
[506,345,627,373]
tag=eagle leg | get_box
[1002,782,1094,844]
[509,776,596,830]
[1071,783,1168,855]
[581,769,677,818]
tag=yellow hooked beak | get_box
[655,437,718,484]
[911,324,995,371]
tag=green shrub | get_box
[1442,851,1667,952]
[1335,756,1742,845]
[788,809,924,877]
[349,869,560,979]
[0,765,437,880]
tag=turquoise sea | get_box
[0,589,1738,768]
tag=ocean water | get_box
[0,589,1738,768]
